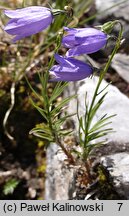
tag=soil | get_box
[0,79,46,199]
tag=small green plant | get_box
[77,21,123,160]
[3,179,20,196]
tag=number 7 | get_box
[117,203,123,211]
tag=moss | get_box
[96,165,124,200]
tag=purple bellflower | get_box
[4,6,53,42]
[62,27,107,57]
[49,54,93,82]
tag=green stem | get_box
[46,94,75,164]
[43,30,75,164]
[22,0,26,7]
[84,21,123,151]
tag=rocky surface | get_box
[111,53,129,83]
[66,77,129,144]
[45,143,75,200]
[101,152,129,199]
[45,77,129,199]
[95,0,129,21]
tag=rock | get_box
[95,1,129,54]
[65,77,129,199]
[45,143,75,200]
[66,76,129,145]
[122,27,129,54]
[111,53,129,83]
[45,77,129,199]
[101,152,129,199]
[95,0,129,21]
[96,0,120,14]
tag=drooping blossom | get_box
[62,27,107,57]
[4,6,53,42]
[49,54,93,82]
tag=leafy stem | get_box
[39,31,75,164]
[82,21,123,158]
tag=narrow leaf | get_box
[29,98,48,121]
[51,95,76,116]
[49,82,68,104]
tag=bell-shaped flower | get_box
[49,54,93,82]
[4,6,53,42]
[62,27,107,57]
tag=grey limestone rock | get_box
[45,77,129,199]
[66,76,129,145]
[45,143,75,200]
[111,53,129,83]
[95,0,129,21]
[101,152,129,199]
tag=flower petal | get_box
[66,58,91,70]
[62,27,108,56]
[66,38,107,56]
[4,6,53,41]
[50,70,92,81]
[75,28,107,44]
[12,34,25,42]
[54,54,76,68]
[4,11,53,41]
[50,65,78,73]
[49,55,93,82]
[4,6,50,18]
[63,27,77,34]
[62,34,78,48]
[5,15,52,35]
